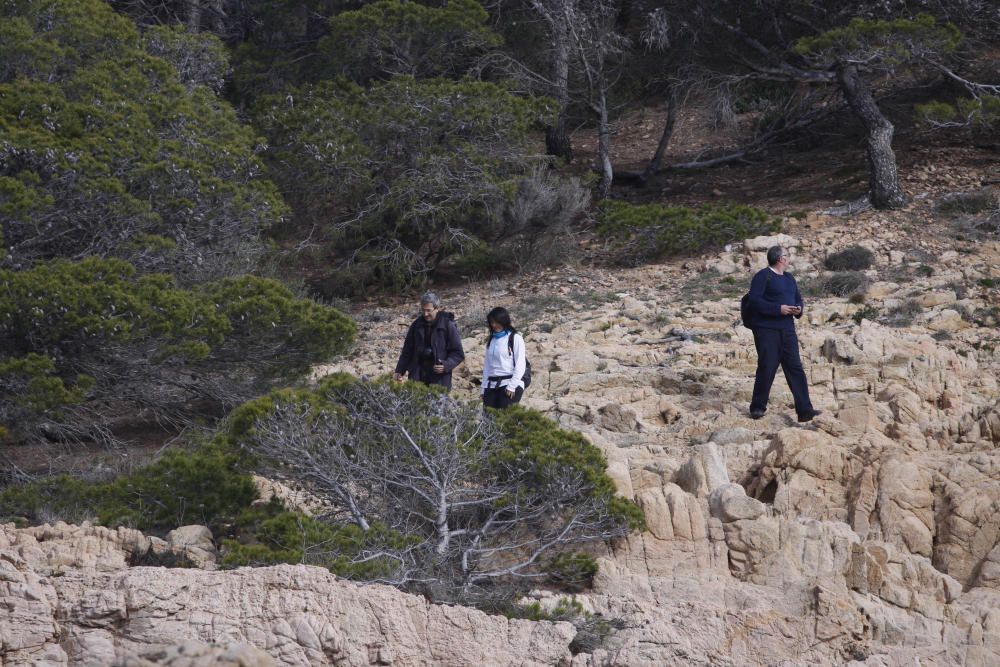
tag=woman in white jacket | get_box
[481,307,526,409]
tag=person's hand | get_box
[780,305,800,316]
[433,362,445,374]
[505,388,514,398]
[393,372,404,382]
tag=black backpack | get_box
[489,333,532,388]
[739,271,771,329]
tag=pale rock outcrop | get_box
[0,524,577,667]
[115,641,275,667]
[874,457,935,559]
[165,526,217,570]
[708,483,767,523]
[675,443,729,498]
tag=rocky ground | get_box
[4,179,1000,663]
[310,194,1000,665]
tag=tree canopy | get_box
[223,376,643,600]
[0,0,284,281]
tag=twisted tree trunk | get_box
[837,64,906,210]
[641,85,678,183]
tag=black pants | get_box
[750,327,814,416]
[483,386,523,409]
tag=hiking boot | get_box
[797,410,822,423]
[750,409,766,420]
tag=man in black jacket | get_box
[394,292,465,391]
[747,246,821,423]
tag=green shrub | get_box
[0,445,256,532]
[852,305,880,324]
[546,552,600,590]
[596,201,780,264]
[0,0,284,280]
[824,245,874,271]
[0,258,355,447]
[223,377,644,601]
[822,271,870,298]
[220,498,418,581]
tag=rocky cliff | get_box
[4,205,1000,665]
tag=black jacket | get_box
[394,311,465,389]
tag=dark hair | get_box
[766,246,786,267]
[486,307,517,342]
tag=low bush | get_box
[885,299,924,327]
[824,245,874,271]
[501,597,626,655]
[220,498,418,581]
[935,190,998,218]
[0,445,256,531]
[596,201,780,264]
[0,258,355,447]
[822,271,870,298]
[223,376,644,602]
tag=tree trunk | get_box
[596,77,613,199]
[187,0,201,32]
[837,64,906,210]
[641,85,678,183]
[545,28,573,160]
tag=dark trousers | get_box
[483,386,523,409]
[751,327,813,416]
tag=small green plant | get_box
[498,595,626,656]
[678,271,747,303]
[852,305,879,324]
[978,278,998,289]
[916,264,935,277]
[824,245,875,271]
[596,361,608,371]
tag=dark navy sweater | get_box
[748,267,804,330]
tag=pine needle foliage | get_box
[0,257,355,446]
[220,376,643,601]
[596,201,780,264]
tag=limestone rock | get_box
[115,641,275,666]
[675,443,730,498]
[165,526,217,570]
[709,483,766,523]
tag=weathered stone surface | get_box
[0,525,576,666]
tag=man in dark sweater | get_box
[394,292,465,391]
[747,246,821,422]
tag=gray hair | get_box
[420,291,441,308]
[766,246,785,266]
